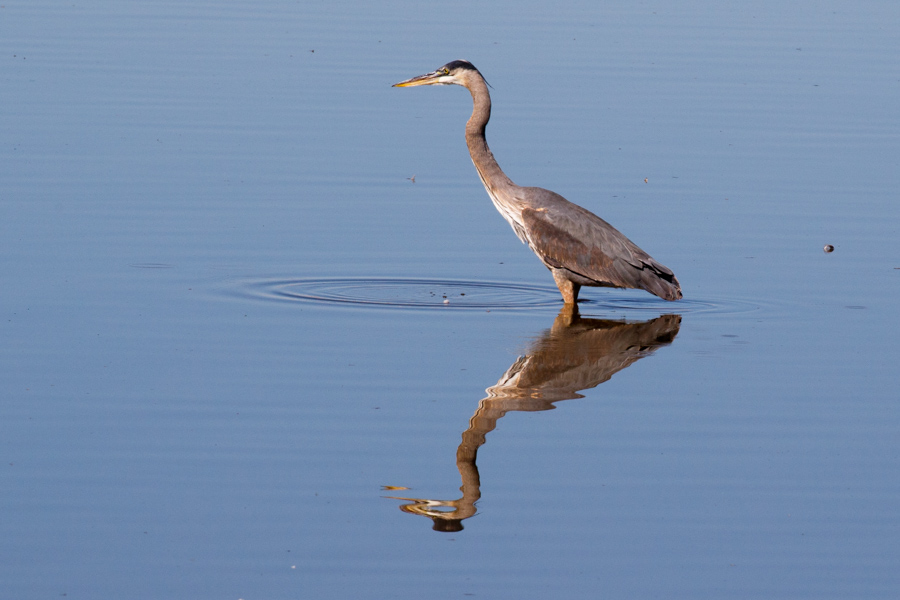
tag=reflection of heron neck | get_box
[459,398,508,456]
[454,398,508,505]
[452,399,509,515]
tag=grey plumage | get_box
[394,60,682,303]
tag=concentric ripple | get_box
[229,276,763,314]
[240,278,562,310]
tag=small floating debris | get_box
[443,299,450,304]
[823,244,834,253]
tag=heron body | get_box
[394,60,682,303]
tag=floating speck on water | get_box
[443,299,450,304]
[824,244,834,253]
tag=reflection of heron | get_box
[386,305,681,531]
[394,60,682,304]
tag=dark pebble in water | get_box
[824,244,834,253]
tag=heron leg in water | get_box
[552,270,581,304]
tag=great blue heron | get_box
[394,60,682,303]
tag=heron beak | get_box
[392,70,442,87]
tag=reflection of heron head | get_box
[432,518,464,533]
[387,494,478,531]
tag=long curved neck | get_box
[464,75,517,194]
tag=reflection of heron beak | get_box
[393,71,442,87]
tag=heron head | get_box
[393,60,481,88]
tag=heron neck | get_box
[464,79,516,193]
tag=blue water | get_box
[2,1,899,598]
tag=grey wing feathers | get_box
[518,188,682,300]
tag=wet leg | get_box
[552,270,580,304]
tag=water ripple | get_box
[238,277,561,310]
[227,277,763,315]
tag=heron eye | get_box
[441,68,450,75]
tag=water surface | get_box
[2,1,899,599]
